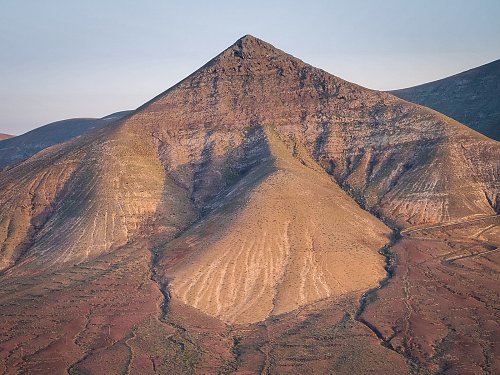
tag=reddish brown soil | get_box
[362,216,500,374]
[1,217,499,373]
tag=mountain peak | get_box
[228,34,282,60]
[135,34,293,111]
[1,34,499,375]
[237,34,259,42]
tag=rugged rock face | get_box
[0,110,132,170]
[0,35,498,374]
[391,59,500,141]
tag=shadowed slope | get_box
[391,59,500,141]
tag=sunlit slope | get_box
[157,127,390,324]
[0,142,84,271]
[0,125,185,272]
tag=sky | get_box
[1,0,499,135]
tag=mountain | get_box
[0,35,498,374]
[0,110,133,170]
[391,59,500,140]
[0,134,13,141]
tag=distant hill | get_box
[0,110,132,170]
[391,59,500,140]
[0,134,13,141]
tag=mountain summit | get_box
[0,36,498,374]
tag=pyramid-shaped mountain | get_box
[0,35,498,374]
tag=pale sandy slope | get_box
[160,127,391,324]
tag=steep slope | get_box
[0,110,132,170]
[391,59,500,140]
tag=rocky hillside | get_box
[391,59,500,141]
[160,126,390,324]
[0,110,132,170]
[126,35,498,226]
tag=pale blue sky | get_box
[1,0,499,134]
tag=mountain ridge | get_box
[391,59,500,140]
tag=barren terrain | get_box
[0,35,498,374]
